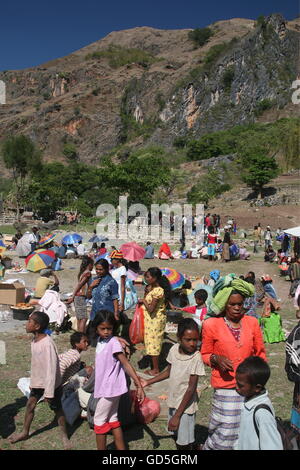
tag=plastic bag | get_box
[61,390,81,426]
[129,304,144,344]
[130,390,160,424]
[124,279,138,311]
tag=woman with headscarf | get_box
[138,267,172,376]
[201,274,266,450]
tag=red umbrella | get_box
[120,242,146,261]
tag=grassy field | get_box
[0,253,298,450]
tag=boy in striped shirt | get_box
[59,332,89,386]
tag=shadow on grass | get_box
[0,396,28,438]
[107,422,209,450]
[137,336,176,372]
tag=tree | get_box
[188,28,213,47]
[1,135,42,220]
[187,169,231,205]
[242,154,279,197]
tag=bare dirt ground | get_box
[0,235,298,450]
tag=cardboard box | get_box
[0,281,25,305]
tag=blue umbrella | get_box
[62,233,82,245]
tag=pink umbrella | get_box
[120,242,146,261]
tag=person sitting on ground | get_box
[261,275,279,301]
[32,269,59,300]
[76,241,86,259]
[235,356,283,450]
[66,244,77,259]
[264,245,276,263]
[59,332,90,386]
[260,297,285,344]
[144,241,155,259]
[158,242,174,260]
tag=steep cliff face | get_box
[0,14,298,164]
[147,14,300,144]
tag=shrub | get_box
[188,28,214,47]
[222,66,235,91]
[85,45,158,68]
[63,143,78,160]
[254,99,275,117]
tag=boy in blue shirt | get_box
[235,356,283,450]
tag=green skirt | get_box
[260,313,286,344]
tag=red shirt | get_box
[208,234,217,244]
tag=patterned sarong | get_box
[203,388,244,450]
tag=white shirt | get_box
[110,266,127,299]
[76,244,85,256]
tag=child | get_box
[235,356,283,450]
[260,297,285,344]
[8,311,71,449]
[59,332,90,386]
[172,289,208,328]
[93,310,145,450]
[140,318,205,450]
[67,255,94,333]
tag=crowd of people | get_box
[1,221,300,451]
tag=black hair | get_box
[70,331,88,348]
[247,271,255,280]
[182,280,192,290]
[177,318,199,339]
[194,289,208,302]
[92,310,117,329]
[146,241,151,245]
[78,255,94,280]
[208,226,215,234]
[100,243,105,248]
[31,311,49,332]
[146,267,172,303]
[230,289,246,298]
[244,276,255,285]
[95,258,110,274]
[239,275,245,280]
[236,356,270,387]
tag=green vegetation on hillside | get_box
[85,45,159,68]
[184,118,300,171]
[188,27,214,47]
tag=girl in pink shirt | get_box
[93,310,145,450]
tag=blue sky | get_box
[1,0,298,71]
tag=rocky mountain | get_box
[0,13,299,166]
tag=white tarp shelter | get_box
[284,226,300,238]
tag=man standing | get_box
[264,226,272,249]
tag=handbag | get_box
[129,304,144,344]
